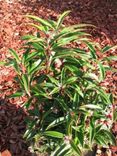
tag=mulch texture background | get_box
[0,0,117,155]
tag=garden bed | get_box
[0,0,117,155]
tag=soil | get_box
[0,0,117,155]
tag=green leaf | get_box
[96,88,111,104]
[28,59,41,74]
[84,73,99,81]
[95,135,107,146]
[27,23,47,32]
[54,50,77,59]
[98,62,105,81]
[12,60,21,75]
[21,74,30,96]
[58,36,78,46]
[64,77,77,85]
[23,98,33,109]
[74,48,91,59]
[80,104,102,110]
[56,11,70,30]
[26,15,54,29]
[22,35,37,40]
[48,76,59,86]
[46,116,67,130]
[9,49,20,63]
[56,35,87,47]
[72,126,84,147]
[61,24,96,34]
[103,56,117,61]
[51,29,88,46]
[9,91,24,98]
[113,108,117,121]
[51,144,70,156]
[70,140,81,156]
[65,65,83,77]
[24,39,44,48]
[42,108,53,121]
[43,131,64,138]
[73,92,80,108]
[22,48,30,64]
[60,68,66,84]
[23,52,39,64]
[102,45,117,53]
[55,98,69,111]
[0,61,6,66]
[101,130,116,145]
[95,124,102,134]
[95,129,116,146]
[64,57,82,67]
[49,87,59,95]
[24,128,37,140]
[56,32,90,47]
[22,35,44,43]
[75,85,84,97]
[89,118,95,144]
[85,42,97,59]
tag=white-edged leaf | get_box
[56,11,70,30]
[80,104,102,110]
[102,45,117,53]
[27,23,47,32]
[49,87,59,95]
[98,62,105,81]
[84,42,97,59]
[9,49,20,63]
[26,15,54,29]
[84,73,99,81]
[70,140,81,156]
[64,77,77,85]
[51,143,70,156]
[48,76,59,86]
[22,74,30,96]
[75,85,84,97]
[46,116,67,130]
[29,59,41,74]
[104,56,117,61]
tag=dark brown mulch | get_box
[0,0,117,155]
[0,99,36,156]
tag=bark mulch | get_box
[0,0,117,155]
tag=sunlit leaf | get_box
[26,15,54,29]
[56,11,70,30]
[98,62,105,81]
[9,48,20,63]
[84,42,97,59]
[102,45,117,53]
[43,131,64,138]
[21,74,30,96]
[80,104,102,110]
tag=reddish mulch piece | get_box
[1,149,12,156]
[0,0,117,155]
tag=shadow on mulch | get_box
[20,0,117,42]
[0,98,36,156]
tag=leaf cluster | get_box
[7,11,116,156]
